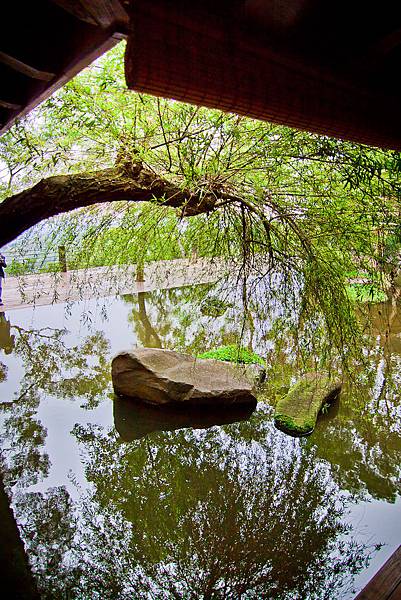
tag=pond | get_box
[0,283,400,599]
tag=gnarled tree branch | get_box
[0,161,218,247]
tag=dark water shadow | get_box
[113,395,257,440]
[0,471,40,599]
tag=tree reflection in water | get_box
[2,286,401,598]
[126,286,401,504]
[12,414,375,599]
[0,318,111,488]
[298,299,401,504]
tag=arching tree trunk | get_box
[0,161,217,247]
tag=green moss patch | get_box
[274,374,341,437]
[198,345,264,366]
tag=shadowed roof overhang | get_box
[0,0,129,136]
[125,0,401,151]
[2,1,401,151]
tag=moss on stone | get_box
[274,374,341,436]
[198,345,264,366]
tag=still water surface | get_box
[0,284,400,599]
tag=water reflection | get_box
[0,312,15,355]
[0,286,400,597]
[114,395,257,440]
[123,286,245,354]
[10,414,374,599]
[310,385,401,502]
[0,313,112,489]
[304,300,401,503]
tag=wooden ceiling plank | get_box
[0,99,21,110]
[125,1,401,151]
[0,52,55,82]
[51,0,129,30]
[371,27,401,59]
[0,31,125,136]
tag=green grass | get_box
[198,344,264,366]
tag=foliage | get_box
[2,41,401,362]
[347,283,388,303]
[200,296,232,317]
[198,344,264,365]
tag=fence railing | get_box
[4,247,156,281]
[5,247,65,275]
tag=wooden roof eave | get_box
[0,0,129,136]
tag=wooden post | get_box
[58,245,67,272]
[190,246,198,262]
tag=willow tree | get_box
[1,42,401,361]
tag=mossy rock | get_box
[274,374,341,437]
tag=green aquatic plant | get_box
[198,344,264,366]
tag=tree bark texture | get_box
[0,162,217,247]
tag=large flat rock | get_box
[112,348,257,406]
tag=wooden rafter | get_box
[0,0,128,135]
[0,51,55,82]
[0,99,22,111]
[51,0,129,29]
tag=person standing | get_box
[0,253,6,306]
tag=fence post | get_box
[58,246,67,272]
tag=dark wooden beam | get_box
[0,99,21,111]
[355,546,401,599]
[0,107,9,127]
[51,0,129,29]
[0,0,129,136]
[0,51,55,82]
[0,30,126,137]
[371,27,401,60]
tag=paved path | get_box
[0,258,227,311]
